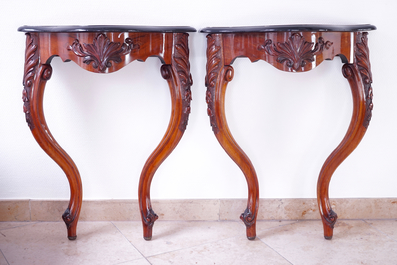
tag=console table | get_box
[19,25,196,240]
[201,24,375,240]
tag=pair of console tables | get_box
[19,24,375,241]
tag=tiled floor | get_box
[0,220,396,264]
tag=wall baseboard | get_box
[1,198,396,222]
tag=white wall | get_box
[0,0,396,200]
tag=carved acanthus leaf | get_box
[68,34,138,72]
[173,33,193,132]
[205,35,222,134]
[22,33,39,130]
[355,32,373,128]
[260,33,333,71]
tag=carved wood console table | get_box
[19,25,196,240]
[201,24,376,240]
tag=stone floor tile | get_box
[258,220,397,265]
[113,258,152,265]
[365,219,397,241]
[147,234,291,265]
[0,221,36,230]
[0,222,144,265]
[0,250,8,265]
[113,220,244,257]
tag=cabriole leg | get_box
[205,34,259,240]
[317,32,373,239]
[138,33,192,240]
[23,33,82,240]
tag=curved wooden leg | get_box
[23,33,82,240]
[139,33,192,240]
[205,34,259,240]
[317,32,373,239]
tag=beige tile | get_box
[0,200,30,221]
[80,200,140,221]
[113,220,244,257]
[147,234,291,265]
[220,198,397,220]
[29,199,220,222]
[0,221,144,265]
[220,198,321,220]
[365,219,397,241]
[256,220,300,233]
[152,199,220,221]
[258,220,397,265]
[335,198,397,219]
[219,199,246,221]
[4,198,396,222]
[30,200,68,221]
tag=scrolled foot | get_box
[142,208,158,241]
[240,208,257,240]
[62,208,78,240]
[322,209,338,240]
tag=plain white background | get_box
[0,0,396,200]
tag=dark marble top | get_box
[200,24,376,33]
[18,25,196,33]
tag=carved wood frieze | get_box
[205,34,222,134]
[22,33,39,130]
[173,33,193,132]
[259,33,333,71]
[67,33,139,72]
[355,32,373,128]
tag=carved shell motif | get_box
[260,33,333,71]
[68,34,139,72]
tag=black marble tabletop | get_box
[200,24,376,33]
[18,25,197,33]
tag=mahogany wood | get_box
[202,26,374,240]
[20,26,194,240]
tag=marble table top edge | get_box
[18,25,197,33]
[199,24,376,33]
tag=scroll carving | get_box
[323,209,338,229]
[22,33,39,130]
[205,35,222,134]
[260,33,333,71]
[240,208,256,228]
[173,33,193,132]
[67,33,139,72]
[355,32,373,128]
[62,207,76,229]
[142,208,158,228]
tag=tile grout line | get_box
[363,219,397,243]
[0,249,10,265]
[255,221,301,265]
[145,234,245,260]
[110,221,153,265]
[257,237,294,265]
